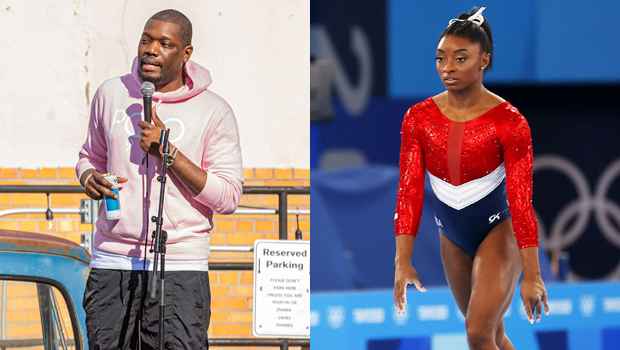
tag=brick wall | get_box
[0,168,85,242]
[0,167,310,349]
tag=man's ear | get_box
[184,45,194,62]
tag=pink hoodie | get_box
[76,57,243,261]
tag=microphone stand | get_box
[149,128,171,350]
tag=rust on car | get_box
[0,229,90,264]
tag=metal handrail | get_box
[0,185,310,194]
[209,262,253,270]
[0,208,309,219]
[0,185,309,240]
[0,208,82,217]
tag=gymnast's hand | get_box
[520,275,549,324]
[394,264,427,314]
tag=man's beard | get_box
[139,66,178,85]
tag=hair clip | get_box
[448,7,486,27]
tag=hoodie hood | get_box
[130,56,212,103]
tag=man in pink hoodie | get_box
[76,9,243,349]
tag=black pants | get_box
[83,269,211,350]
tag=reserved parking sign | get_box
[253,239,310,338]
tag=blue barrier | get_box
[311,282,620,349]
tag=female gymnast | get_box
[393,7,548,350]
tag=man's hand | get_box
[137,105,208,197]
[520,275,549,324]
[394,264,426,315]
[81,169,128,200]
[138,106,168,158]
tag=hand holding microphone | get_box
[138,105,169,159]
[139,81,167,158]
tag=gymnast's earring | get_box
[480,66,486,71]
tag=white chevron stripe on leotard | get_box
[428,163,506,210]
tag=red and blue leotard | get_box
[394,97,538,257]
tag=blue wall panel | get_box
[387,0,620,97]
[388,1,538,97]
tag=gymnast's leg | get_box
[440,230,511,349]
[439,230,473,318]
[467,219,522,350]
[440,220,521,350]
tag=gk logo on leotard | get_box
[434,216,443,227]
[534,155,620,280]
[488,213,501,224]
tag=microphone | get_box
[140,82,155,123]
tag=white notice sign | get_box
[253,239,310,338]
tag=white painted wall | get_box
[0,0,309,169]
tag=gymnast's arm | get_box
[501,112,549,323]
[394,107,427,314]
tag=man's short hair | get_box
[150,9,193,48]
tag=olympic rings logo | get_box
[534,155,620,277]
